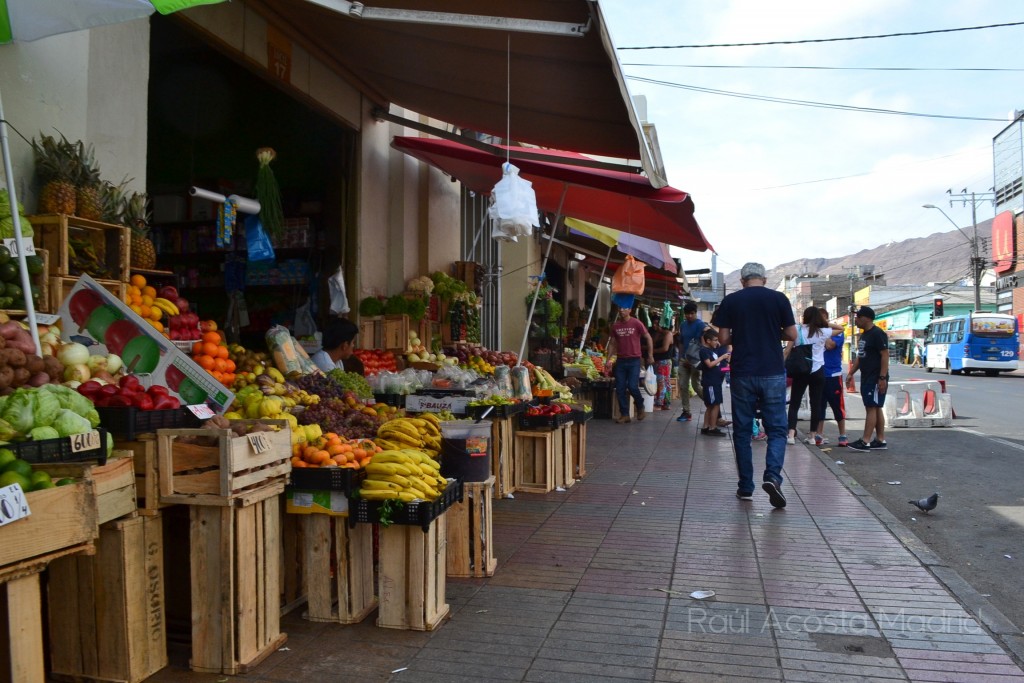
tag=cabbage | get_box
[33,390,60,428]
[1,390,34,435]
[40,384,96,417]
[52,409,92,437]
[106,432,113,458]
[84,408,100,429]
[0,419,16,442]
[29,426,59,441]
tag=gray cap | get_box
[740,262,767,280]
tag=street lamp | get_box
[922,204,982,311]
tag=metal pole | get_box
[577,244,613,356]
[516,184,568,366]
[970,192,981,311]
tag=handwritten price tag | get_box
[187,404,216,420]
[70,430,101,453]
[3,237,36,257]
[0,484,30,527]
[247,433,271,454]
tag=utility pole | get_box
[946,189,995,312]
[841,266,861,365]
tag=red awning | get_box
[391,136,712,253]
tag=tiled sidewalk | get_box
[148,410,1024,682]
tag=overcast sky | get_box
[599,0,1024,275]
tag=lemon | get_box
[0,470,31,491]
[0,448,15,470]
[2,458,33,479]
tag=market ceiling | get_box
[392,136,713,253]
[250,0,656,170]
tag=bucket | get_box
[439,420,492,482]
[642,393,655,414]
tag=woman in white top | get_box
[783,306,830,445]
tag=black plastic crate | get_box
[571,408,594,423]
[372,393,407,408]
[8,428,109,466]
[290,466,365,495]
[349,479,463,532]
[518,412,573,430]
[465,402,525,420]
[96,406,200,440]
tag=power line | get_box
[620,63,1024,72]
[626,75,1006,122]
[618,20,1024,50]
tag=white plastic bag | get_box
[489,163,539,242]
[642,365,658,396]
[293,301,317,338]
[328,266,350,315]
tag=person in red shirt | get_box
[606,305,654,423]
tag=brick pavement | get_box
[145,408,1024,683]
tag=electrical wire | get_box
[618,20,1024,50]
[626,75,1006,122]
[620,63,1024,72]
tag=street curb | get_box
[805,441,1024,666]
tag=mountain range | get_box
[723,217,994,291]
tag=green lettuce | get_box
[33,390,60,428]
[0,419,16,442]
[39,385,96,418]
[52,409,92,437]
[29,426,59,441]
[1,390,34,435]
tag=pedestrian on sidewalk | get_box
[818,309,848,446]
[715,263,797,508]
[675,302,707,422]
[650,320,675,410]
[783,306,829,446]
[846,306,889,451]
[698,328,729,436]
[606,304,654,424]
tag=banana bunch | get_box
[151,297,181,316]
[358,449,449,502]
[375,414,442,459]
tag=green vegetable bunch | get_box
[430,271,467,302]
[359,296,385,317]
[0,385,99,442]
[384,295,408,315]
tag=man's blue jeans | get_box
[730,374,788,493]
[613,356,643,416]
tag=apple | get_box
[158,285,179,300]
[200,319,217,333]
[175,297,190,314]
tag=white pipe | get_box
[516,185,568,366]
[578,244,613,356]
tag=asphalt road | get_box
[821,364,1024,631]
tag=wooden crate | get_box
[118,436,171,516]
[156,422,291,506]
[571,422,588,479]
[382,314,410,352]
[490,416,516,500]
[41,453,137,525]
[279,507,306,617]
[0,248,50,315]
[0,480,97,568]
[189,484,286,675]
[28,213,130,281]
[554,425,574,490]
[50,276,125,314]
[48,513,167,683]
[446,476,497,578]
[300,515,376,624]
[513,431,556,494]
[377,514,449,631]
[358,316,382,350]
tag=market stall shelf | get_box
[156,421,291,506]
[490,416,516,500]
[377,515,449,631]
[300,515,376,624]
[119,436,171,516]
[358,316,382,351]
[279,509,307,617]
[50,276,126,314]
[48,513,167,683]
[514,430,557,494]
[0,248,49,315]
[446,476,497,578]
[555,425,575,490]
[189,483,286,675]
[571,421,588,479]
[381,314,410,353]
[29,213,131,282]
[41,452,137,525]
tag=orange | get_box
[223,359,236,372]
[149,307,162,321]
[315,450,332,465]
[327,443,344,456]
[332,454,347,466]
[139,305,152,319]
[140,295,154,307]
[202,331,221,344]
[129,304,143,316]
[292,459,308,468]
[213,357,226,372]
[192,342,203,355]
[196,355,214,370]
[130,274,146,288]
[211,370,223,383]
[142,285,157,298]
[201,342,220,357]
[216,345,229,360]
[148,319,164,333]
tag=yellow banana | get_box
[358,489,400,500]
[152,298,180,316]
[362,479,402,491]
[365,462,414,477]
[374,438,404,451]
[408,418,429,428]
[379,473,413,488]
[373,452,417,466]
[381,420,421,440]
[434,475,449,489]
[397,491,419,503]
[378,430,422,448]
[421,412,440,427]
[405,477,438,500]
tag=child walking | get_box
[699,328,730,437]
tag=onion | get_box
[106,353,123,374]
[58,342,90,367]
[63,364,91,383]
[86,355,109,374]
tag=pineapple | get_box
[74,141,103,221]
[32,133,77,215]
[123,191,156,270]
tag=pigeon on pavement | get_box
[909,493,939,513]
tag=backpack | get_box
[785,326,813,376]
[684,338,702,366]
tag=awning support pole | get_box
[578,244,613,357]
[517,184,567,367]
[0,88,42,356]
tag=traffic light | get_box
[933,298,944,318]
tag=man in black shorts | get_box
[846,306,889,451]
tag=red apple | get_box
[175,297,190,314]
[158,285,179,300]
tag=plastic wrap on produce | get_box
[265,325,320,376]
[493,365,513,397]
[511,366,532,401]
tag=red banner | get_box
[992,210,1015,273]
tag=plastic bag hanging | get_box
[489,163,539,242]
[660,302,674,328]
[255,147,284,239]
[611,255,646,294]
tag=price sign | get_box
[0,484,31,527]
[187,404,216,420]
[247,432,271,454]
[35,313,60,325]
[70,430,101,453]
[3,237,36,256]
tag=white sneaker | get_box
[786,435,796,445]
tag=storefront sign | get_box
[267,25,292,84]
[992,211,1016,273]
[405,394,472,415]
